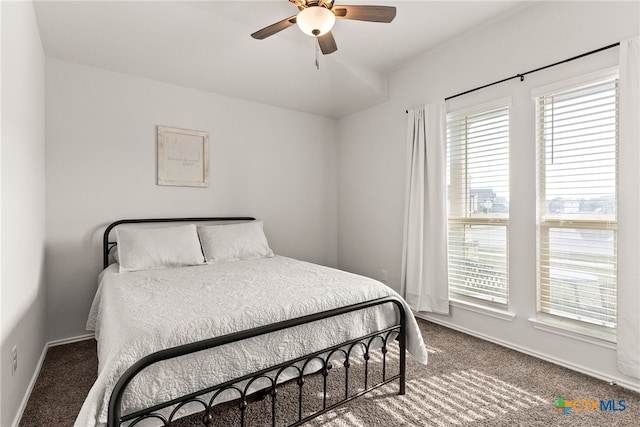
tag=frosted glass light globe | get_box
[296,6,336,37]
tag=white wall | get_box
[45,59,338,342]
[338,1,640,389]
[0,1,47,426]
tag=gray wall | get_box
[337,1,640,390]
[45,59,339,342]
[1,2,47,426]
[3,1,640,425]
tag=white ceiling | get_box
[34,0,527,118]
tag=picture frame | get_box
[157,126,209,187]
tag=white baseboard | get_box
[415,313,640,394]
[11,333,95,427]
[48,333,94,347]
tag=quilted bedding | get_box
[76,256,428,427]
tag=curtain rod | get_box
[405,41,620,113]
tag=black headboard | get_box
[102,217,256,268]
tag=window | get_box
[534,73,618,334]
[447,102,510,306]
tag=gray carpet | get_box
[20,319,640,426]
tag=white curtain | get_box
[617,36,640,379]
[401,102,449,314]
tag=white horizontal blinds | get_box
[447,106,509,305]
[536,77,618,330]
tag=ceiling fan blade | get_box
[318,31,337,55]
[333,5,396,23]
[251,15,297,40]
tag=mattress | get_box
[76,256,428,427]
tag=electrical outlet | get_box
[11,346,17,375]
[381,269,388,283]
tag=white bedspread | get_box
[76,256,427,427]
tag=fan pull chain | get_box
[315,42,320,70]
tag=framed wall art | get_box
[157,126,209,187]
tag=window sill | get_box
[528,316,616,349]
[450,299,516,321]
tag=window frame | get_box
[446,97,511,308]
[533,68,619,339]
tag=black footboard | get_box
[107,296,407,427]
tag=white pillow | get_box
[197,220,274,263]
[116,224,205,273]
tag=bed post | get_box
[396,298,407,396]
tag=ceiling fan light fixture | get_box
[296,6,335,37]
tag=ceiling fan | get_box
[251,0,396,55]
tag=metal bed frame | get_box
[102,217,407,427]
